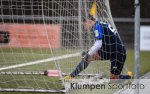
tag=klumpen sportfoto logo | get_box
[64,79,146,91]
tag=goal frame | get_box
[0,0,125,93]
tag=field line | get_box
[0,52,80,71]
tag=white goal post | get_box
[0,0,129,93]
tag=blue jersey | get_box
[92,21,126,58]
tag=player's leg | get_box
[110,54,124,79]
[110,52,131,79]
[110,52,124,79]
[110,59,124,79]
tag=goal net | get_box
[0,0,129,93]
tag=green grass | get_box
[0,48,150,94]
[125,50,150,76]
[0,48,80,94]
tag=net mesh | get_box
[0,0,128,93]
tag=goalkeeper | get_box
[65,15,131,79]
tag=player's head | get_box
[82,15,96,30]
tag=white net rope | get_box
[0,0,128,93]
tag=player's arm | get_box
[82,50,100,61]
[82,39,102,61]
[88,40,102,60]
[87,23,103,61]
[67,40,102,78]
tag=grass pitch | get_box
[0,48,150,94]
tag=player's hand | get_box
[81,51,91,62]
[91,52,101,61]
[81,51,88,58]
